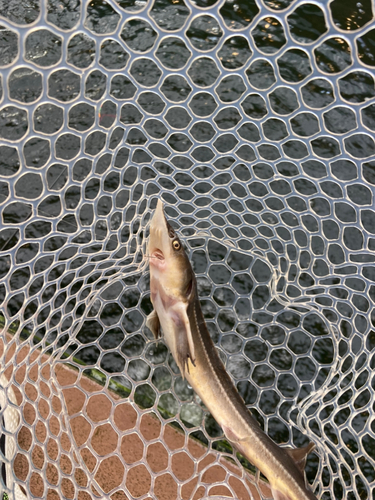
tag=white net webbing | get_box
[0,0,375,499]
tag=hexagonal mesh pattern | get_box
[0,0,375,499]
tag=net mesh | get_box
[0,0,375,499]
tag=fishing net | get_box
[0,0,374,498]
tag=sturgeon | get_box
[146,200,318,500]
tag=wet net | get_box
[0,0,375,499]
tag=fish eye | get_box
[172,239,181,250]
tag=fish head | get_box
[148,199,195,304]
[147,199,198,374]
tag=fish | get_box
[146,200,318,500]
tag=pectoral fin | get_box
[170,302,196,378]
[146,309,161,339]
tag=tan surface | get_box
[1,335,270,499]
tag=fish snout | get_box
[149,201,171,263]
[149,227,166,259]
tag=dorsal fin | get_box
[286,442,315,474]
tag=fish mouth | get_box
[151,248,164,261]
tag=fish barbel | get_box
[146,200,318,500]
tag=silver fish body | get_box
[147,200,318,500]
